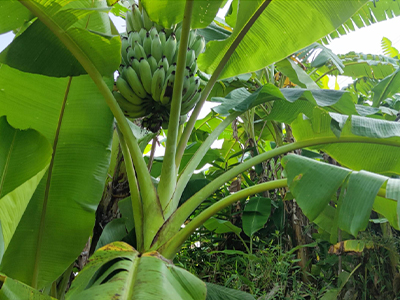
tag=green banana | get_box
[116,76,144,106]
[139,58,153,94]
[158,56,169,71]
[128,31,141,45]
[113,91,145,115]
[124,66,148,98]
[186,49,195,68]
[188,30,197,47]
[160,70,175,105]
[143,32,152,56]
[121,4,205,128]
[182,78,199,103]
[133,41,146,60]
[127,47,135,64]
[126,11,135,32]
[151,66,166,102]
[175,26,182,41]
[121,36,130,56]
[147,55,158,74]
[131,58,141,74]
[190,60,198,75]
[142,8,153,31]
[151,34,163,62]
[182,75,190,96]
[184,66,191,77]
[125,108,148,119]
[181,89,201,115]
[191,35,205,57]
[131,5,144,32]
[159,30,166,47]
[166,63,176,78]
[139,28,147,41]
[164,33,176,63]
[149,27,158,39]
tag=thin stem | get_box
[117,126,143,252]
[154,136,400,249]
[158,0,194,209]
[163,112,241,218]
[19,0,164,250]
[147,136,157,172]
[176,0,273,166]
[160,179,287,258]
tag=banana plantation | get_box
[2,0,400,299]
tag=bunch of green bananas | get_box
[114,4,205,126]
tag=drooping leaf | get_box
[0,0,119,77]
[324,0,400,44]
[276,58,319,89]
[242,197,271,237]
[141,0,224,29]
[316,52,399,80]
[282,155,400,237]
[203,217,242,235]
[0,274,56,300]
[295,43,344,72]
[291,109,400,175]
[372,68,400,107]
[212,84,356,117]
[338,171,386,236]
[0,117,52,261]
[66,242,207,300]
[199,0,369,79]
[205,282,255,300]
[0,65,114,289]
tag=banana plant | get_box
[1,0,400,299]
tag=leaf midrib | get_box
[0,131,17,199]
[31,77,72,289]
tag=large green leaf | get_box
[0,274,56,300]
[199,0,368,79]
[212,84,356,117]
[323,0,400,44]
[0,65,114,289]
[66,242,207,300]
[282,155,399,236]
[0,0,119,77]
[0,1,34,35]
[291,109,400,175]
[0,117,52,261]
[242,197,271,237]
[372,68,400,107]
[141,0,224,29]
